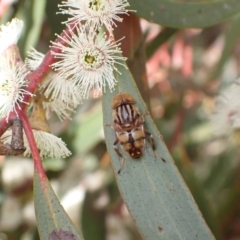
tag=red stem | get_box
[18,110,46,180]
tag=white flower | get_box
[43,98,75,121]
[59,0,130,33]
[211,81,240,136]
[1,129,71,159]
[26,48,82,105]
[26,48,82,119]
[51,26,126,98]
[25,48,44,71]
[41,75,82,107]
[0,18,23,55]
[0,53,32,120]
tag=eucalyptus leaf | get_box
[34,170,84,240]
[102,63,215,239]
[128,0,240,28]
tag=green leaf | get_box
[34,170,84,240]
[16,0,46,56]
[102,63,215,239]
[128,0,240,28]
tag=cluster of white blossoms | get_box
[59,0,130,33]
[0,19,32,120]
[0,0,131,159]
[211,80,240,136]
[51,0,129,99]
[0,19,70,159]
[25,48,81,120]
[0,18,23,55]
[2,129,71,159]
[26,0,130,104]
[51,27,126,98]
[0,53,31,120]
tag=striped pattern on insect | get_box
[110,92,165,174]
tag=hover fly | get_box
[110,92,165,174]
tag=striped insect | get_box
[111,92,165,174]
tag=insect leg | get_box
[142,110,150,117]
[118,157,125,174]
[113,139,123,157]
[113,138,125,174]
[145,131,166,162]
[144,131,156,150]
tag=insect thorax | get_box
[114,102,140,125]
